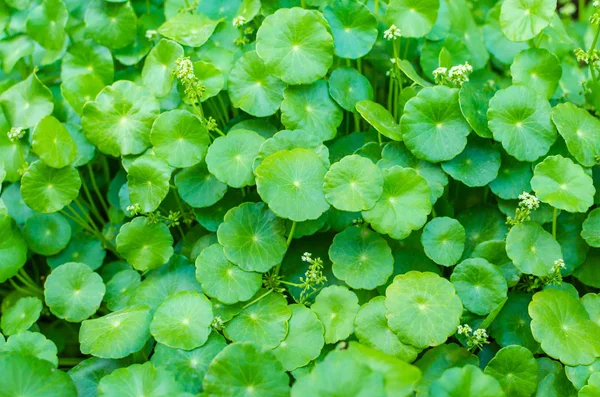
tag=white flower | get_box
[383,25,402,40]
[595,0,600,8]
[552,259,566,272]
[457,324,473,335]
[518,192,540,211]
[302,252,312,262]
[560,3,576,16]
[447,62,473,86]
[145,30,158,40]
[7,127,25,142]
[233,15,247,28]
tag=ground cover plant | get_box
[1,0,600,395]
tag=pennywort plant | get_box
[1,0,600,396]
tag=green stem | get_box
[100,155,111,185]
[353,112,361,132]
[74,199,101,233]
[374,0,379,14]
[217,94,229,123]
[552,207,558,239]
[588,26,600,101]
[287,221,297,247]
[18,268,37,285]
[87,163,110,216]
[357,58,362,73]
[15,272,42,294]
[301,0,306,8]
[242,289,273,309]
[191,101,204,120]
[79,175,105,224]
[579,0,586,21]
[215,127,226,137]
[280,280,303,287]
[9,278,42,298]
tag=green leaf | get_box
[61,40,114,85]
[0,354,77,397]
[421,217,465,266]
[84,0,137,49]
[362,166,431,240]
[311,285,360,344]
[104,269,140,311]
[61,74,106,116]
[0,73,53,129]
[401,86,470,162]
[459,81,494,138]
[323,0,378,59]
[26,0,68,51]
[450,258,507,316]
[0,214,27,283]
[354,296,422,362]
[329,226,393,289]
[82,81,160,157]
[23,213,71,255]
[141,39,183,99]
[551,102,600,168]
[506,221,562,276]
[430,365,506,396]
[31,116,78,168]
[385,271,463,349]
[205,129,264,188]
[484,345,538,397]
[328,67,374,112]
[511,48,562,99]
[127,156,172,214]
[116,217,174,272]
[20,161,81,214]
[489,291,540,353]
[256,8,333,85]
[224,291,291,349]
[79,305,152,359]
[323,154,383,212]
[582,208,600,248]
[442,138,501,187]
[1,296,42,336]
[580,372,600,397]
[254,129,330,170]
[386,0,440,38]
[281,80,343,142]
[500,0,556,42]
[47,234,106,270]
[1,331,58,367]
[203,342,290,397]
[174,161,227,208]
[256,148,330,222]
[273,304,325,371]
[228,50,286,118]
[217,202,287,273]
[97,362,184,397]
[44,262,105,322]
[150,291,213,350]
[487,85,556,162]
[158,13,220,48]
[195,244,262,305]
[356,100,403,141]
[531,155,595,213]
[529,288,600,366]
[150,333,226,395]
[150,109,210,168]
[489,151,533,200]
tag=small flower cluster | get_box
[383,25,402,41]
[594,0,600,7]
[298,252,327,304]
[145,30,159,40]
[457,324,489,350]
[507,192,540,227]
[147,210,182,228]
[574,48,600,64]
[591,12,600,25]
[126,203,142,216]
[211,316,225,331]
[7,127,25,142]
[204,117,218,132]
[232,15,247,28]
[433,62,473,87]
[173,57,206,103]
[517,258,566,293]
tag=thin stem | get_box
[287,221,297,246]
[58,357,84,367]
[579,0,586,21]
[74,199,101,233]
[301,0,306,8]
[552,207,558,239]
[214,127,226,137]
[100,155,111,185]
[242,289,273,309]
[191,101,204,120]
[87,163,110,216]
[353,112,361,132]
[217,94,229,122]
[374,0,379,14]
[15,272,42,294]
[357,58,362,73]
[280,280,303,287]
[588,26,600,102]
[80,175,105,224]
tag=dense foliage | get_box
[1,0,600,395]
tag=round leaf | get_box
[23,213,71,255]
[323,154,383,212]
[500,0,556,42]
[484,345,538,397]
[362,166,431,240]
[386,0,440,38]
[531,155,595,213]
[205,129,264,188]
[116,217,174,272]
[195,243,262,305]
[255,148,330,222]
[44,262,105,322]
[385,271,463,349]
[157,13,219,48]
[487,85,556,162]
[20,161,81,214]
[150,291,213,350]
[174,161,227,208]
[356,100,402,141]
[26,0,68,51]
[506,221,562,276]
[1,296,42,336]
[551,102,600,168]
[127,156,171,214]
[0,73,53,129]
[430,365,506,397]
[228,50,286,118]
[421,217,465,266]
[401,86,470,163]
[328,67,374,112]
[84,0,137,49]
[32,116,77,168]
[217,202,287,273]
[141,39,184,98]
[582,208,600,248]
[323,0,378,59]
[311,285,360,344]
[511,48,562,99]
[97,362,183,397]
[82,81,160,157]
[0,214,27,283]
[0,354,77,397]
[441,138,501,187]
[329,226,393,290]
[256,8,333,85]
